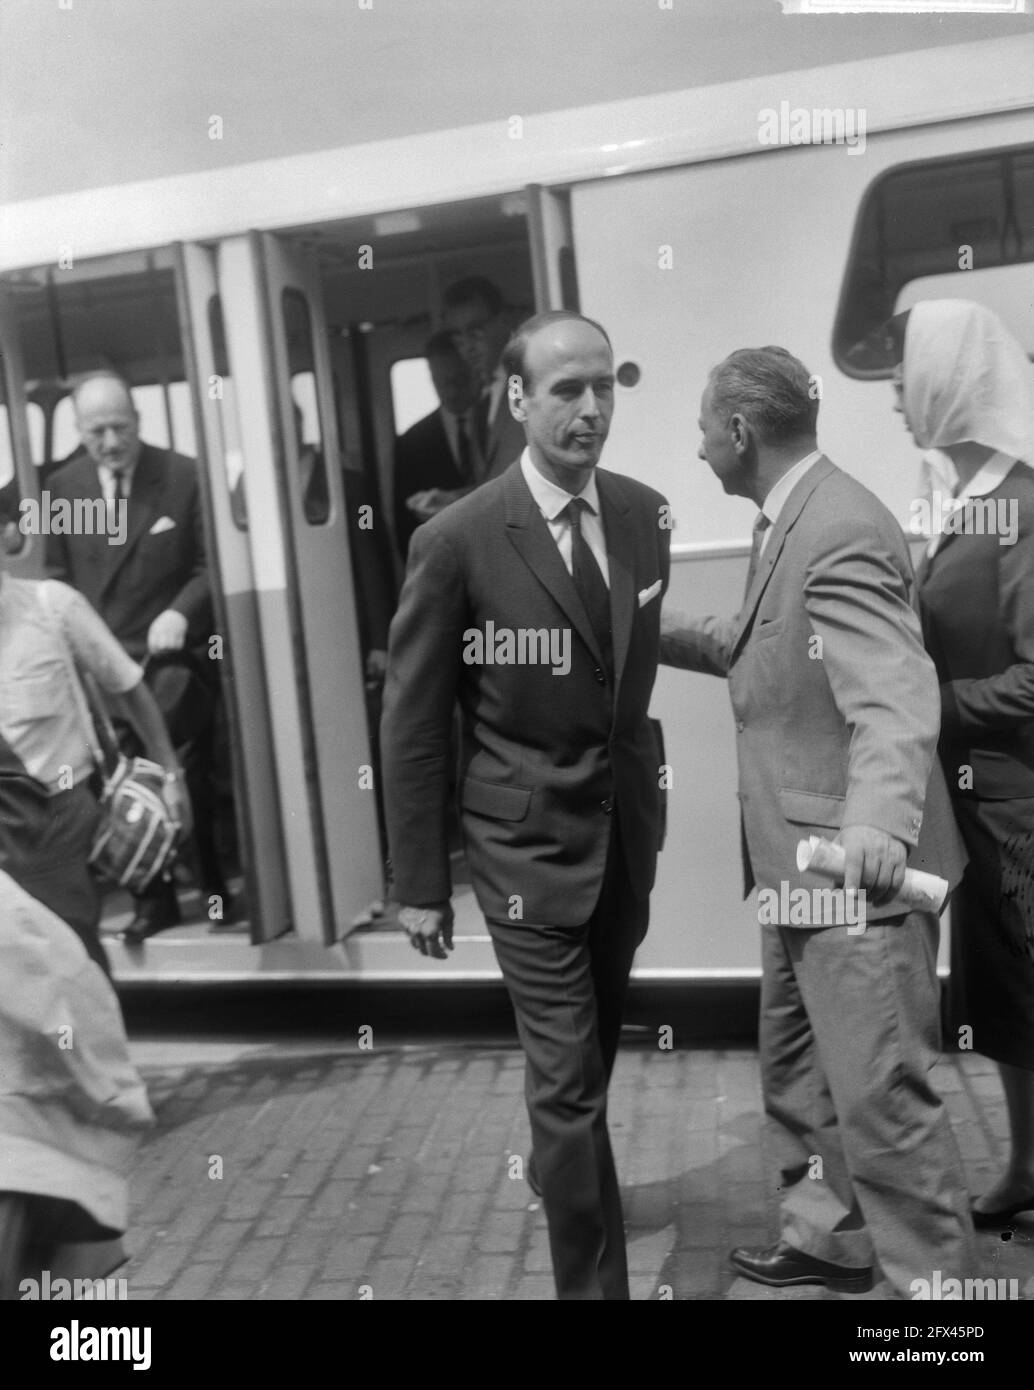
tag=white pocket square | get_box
[149,516,176,535]
[637,580,663,608]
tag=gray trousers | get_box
[760,911,976,1298]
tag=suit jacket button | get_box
[601,798,613,814]
[593,666,606,684]
[735,719,745,732]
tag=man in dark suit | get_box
[392,330,480,559]
[661,346,976,1298]
[382,311,670,1300]
[443,276,527,483]
[45,371,224,942]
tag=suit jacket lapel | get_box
[596,471,635,692]
[100,446,163,596]
[503,463,606,670]
[732,455,835,658]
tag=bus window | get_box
[282,289,330,527]
[834,143,1034,377]
[207,295,247,531]
[389,357,438,437]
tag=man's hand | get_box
[365,648,388,684]
[398,902,454,959]
[405,488,468,522]
[835,825,907,907]
[161,771,193,842]
[147,609,188,655]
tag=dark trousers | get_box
[486,821,648,1300]
[15,784,108,976]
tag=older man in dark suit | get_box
[45,371,224,942]
[661,346,976,1298]
[382,310,670,1299]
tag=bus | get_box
[1,2,1032,983]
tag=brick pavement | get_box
[120,1039,1034,1301]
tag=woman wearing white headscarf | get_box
[896,298,1034,1229]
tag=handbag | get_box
[39,583,181,895]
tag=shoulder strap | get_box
[37,580,107,771]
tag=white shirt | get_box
[757,450,822,556]
[520,449,610,586]
[98,460,136,502]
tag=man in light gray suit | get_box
[661,346,975,1299]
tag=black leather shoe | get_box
[527,1156,541,1197]
[730,1242,873,1293]
[121,894,181,945]
[971,1195,1034,1230]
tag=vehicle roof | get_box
[2,0,1032,203]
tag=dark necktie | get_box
[743,512,770,599]
[108,471,127,529]
[566,497,613,679]
[454,414,472,483]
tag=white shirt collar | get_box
[953,451,1015,501]
[759,450,822,529]
[98,459,137,495]
[520,448,601,522]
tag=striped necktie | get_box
[743,512,770,599]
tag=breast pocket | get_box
[753,617,785,642]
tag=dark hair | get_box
[442,276,505,317]
[424,329,464,361]
[707,347,818,442]
[501,310,612,392]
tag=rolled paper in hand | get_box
[795,836,949,913]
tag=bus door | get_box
[175,243,290,943]
[215,233,383,945]
[0,282,39,576]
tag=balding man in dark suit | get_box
[46,372,225,942]
[383,311,670,1299]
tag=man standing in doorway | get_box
[382,310,670,1299]
[46,372,228,943]
[442,276,527,484]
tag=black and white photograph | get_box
[1,0,1033,1363]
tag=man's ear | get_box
[730,413,750,456]
[507,373,527,423]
